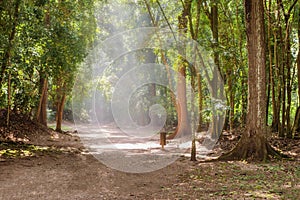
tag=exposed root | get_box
[218,132,288,162]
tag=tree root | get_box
[217,133,289,162]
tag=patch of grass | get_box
[175,161,300,199]
[0,142,61,159]
[48,124,73,131]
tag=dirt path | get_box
[0,121,299,199]
[0,150,193,200]
[1,143,299,200]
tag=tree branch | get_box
[288,0,298,15]
[143,0,156,26]
[156,0,177,41]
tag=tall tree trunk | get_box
[196,73,203,132]
[211,0,222,139]
[278,0,297,138]
[237,13,247,127]
[203,0,223,138]
[169,0,192,139]
[55,77,67,132]
[266,0,278,132]
[274,1,285,136]
[293,0,300,136]
[219,0,280,161]
[228,71,235,133]
[6,73,11,127]
[298,2,300,105]
[36,77,48,126]
[175,58,192,138]
[56,94,66,133]
[298,1,300,105]
[241,77,247,126]
[273,28,281,132]
[283,15,294,139]
[188,0,201,161]
[36,4,51,127]
[285,24,292,138]
[279,23,286,137]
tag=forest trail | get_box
[0,123,299,199]
[0,150,192,200]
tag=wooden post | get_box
[160,132,166,149]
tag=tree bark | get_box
[285,25,292,138]
[292,106,300,136]
[277,2,286,137]
[55,76,68,132]
[36,3,51,127]
[189,0,201,161]
[277,0,297,138]
[241,75,247,126]
[298,1,300,105]
[207,0,223,139]
[202,0,223,137]
[196,73,203,132]
[168,0,192,139]
[293,0,300,137]
[6,73,11,127]
[219,0,281,161]
[273,25,281,132]
[36,77,48,126]
[56,94,66,133]
[266,0,278,132]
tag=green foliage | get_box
[0,0,97,118]
[1,0,300,137]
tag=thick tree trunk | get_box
[219,0,280,161]
[174,60,192,138]
[56,94,66,133]
[168,0,192,139]
[55,77,67,132]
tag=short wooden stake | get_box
[160,132,166,149]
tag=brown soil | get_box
[0,114,299,199]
